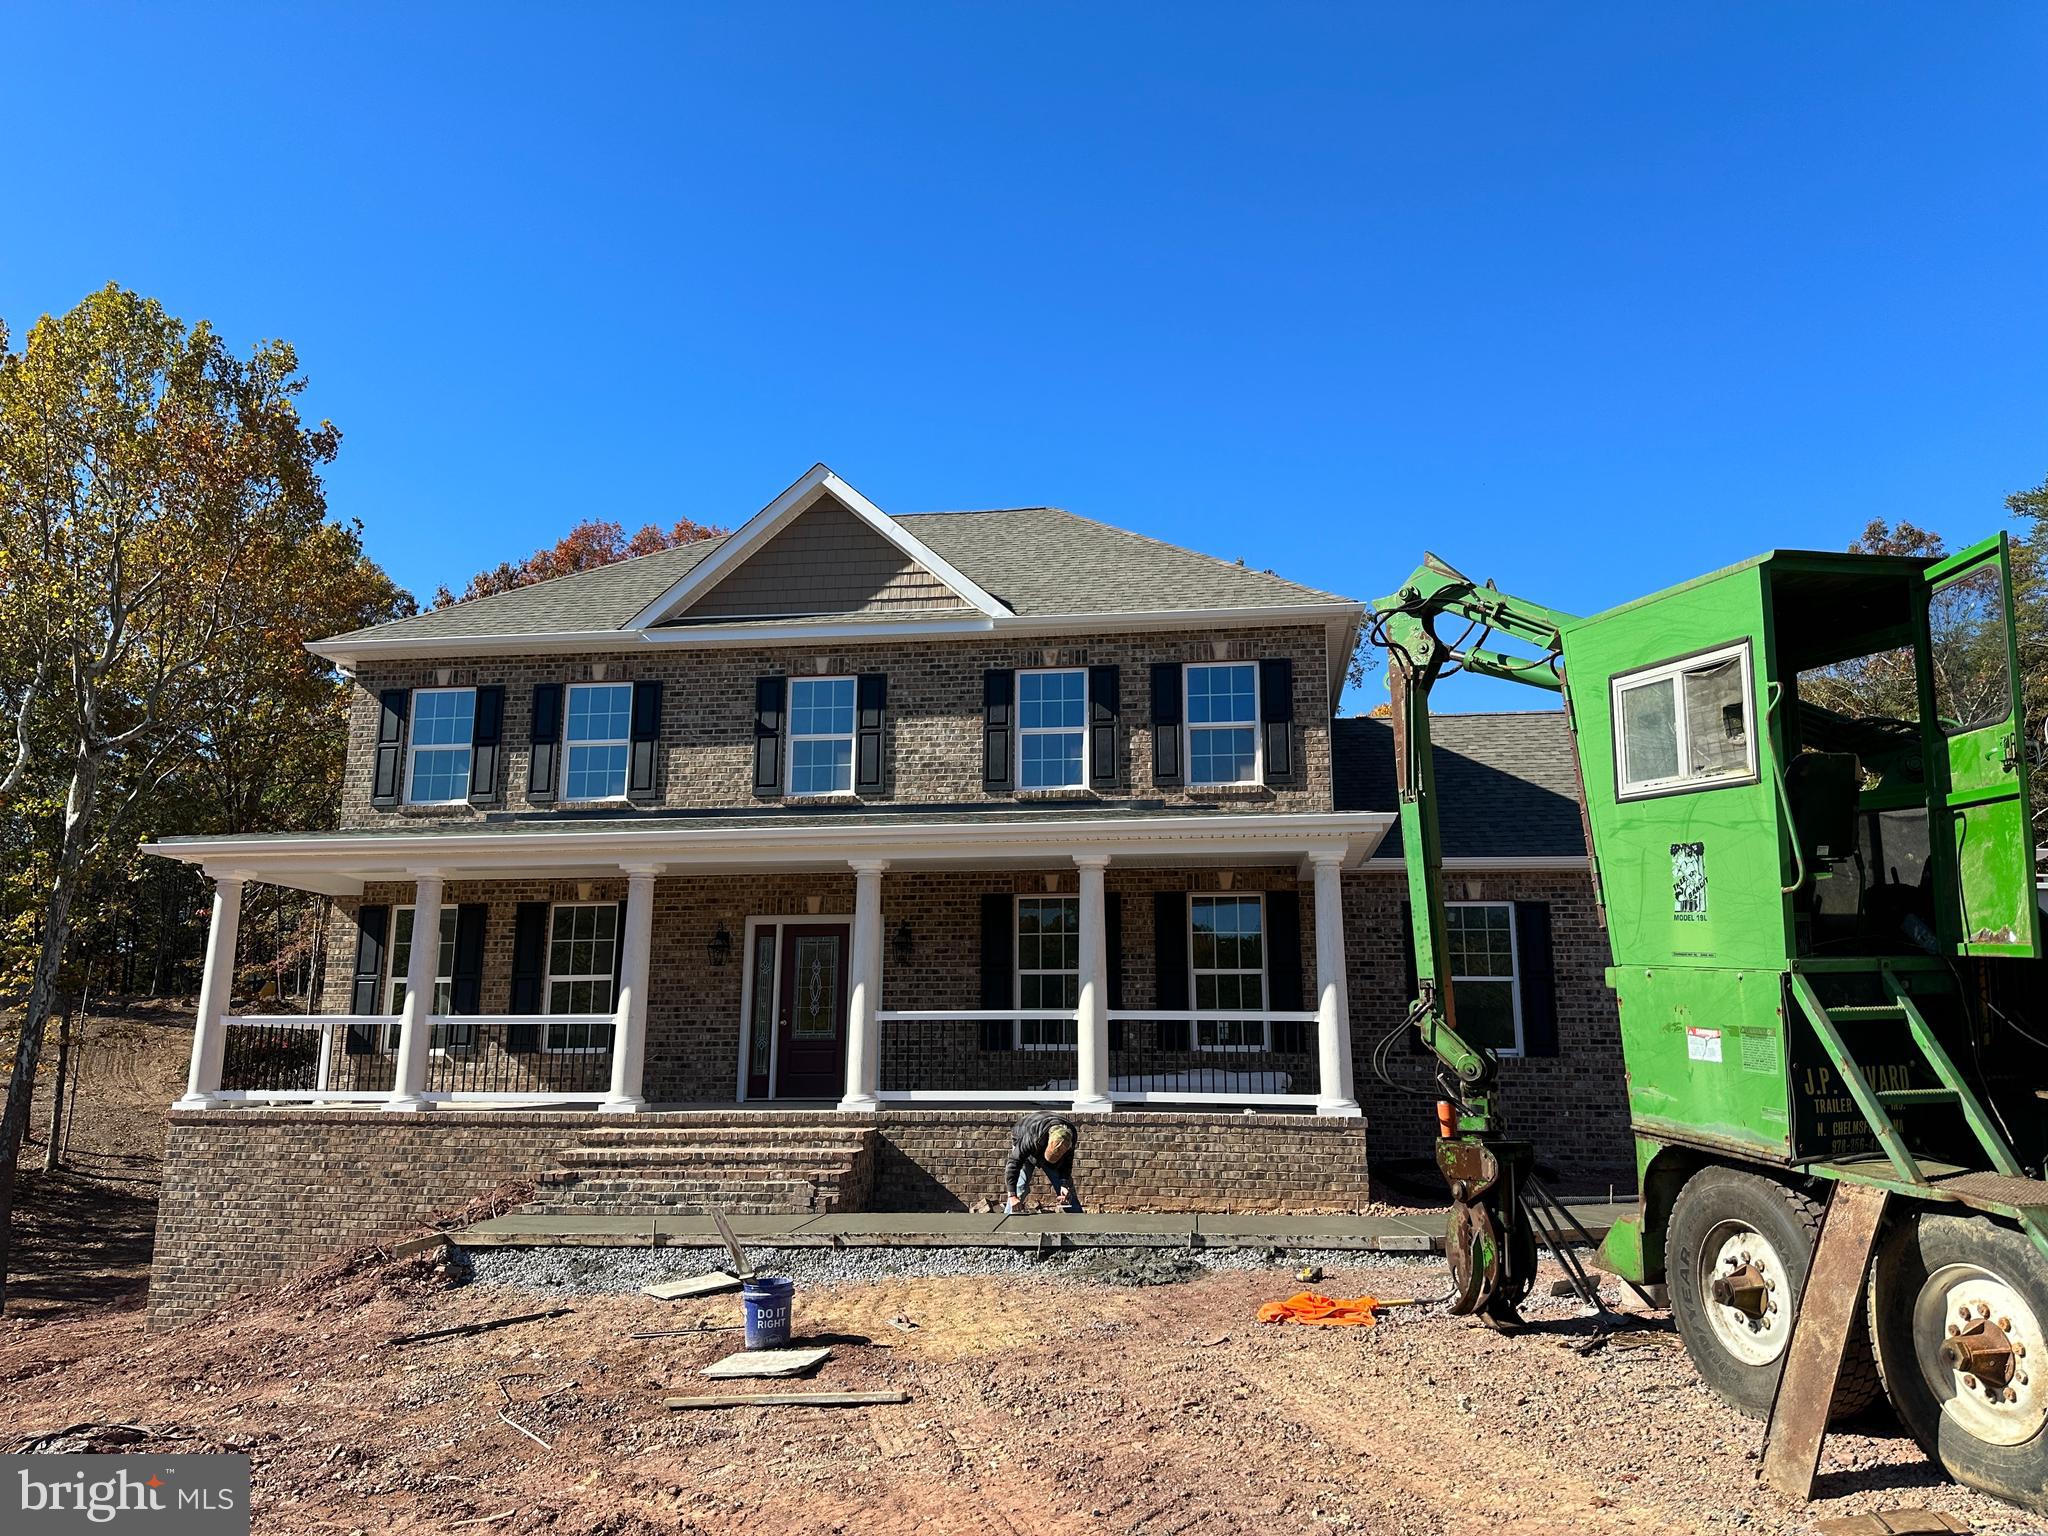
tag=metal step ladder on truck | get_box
[1372,536,2048,1513]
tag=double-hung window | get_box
[1185,663,1259,786]
[406,688,476,804]
[545,903,618,1052]
[564,682,632,801]
[1611,642,1755,799]
[1017,669,1087,790]
[1190,893,1265,1050]
[1015,896,1080,1049]
[1445,902,1521,1055]
[787,677,856,796]
[384,906,464,1049]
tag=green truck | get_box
[1375,534,2047,1511]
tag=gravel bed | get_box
[460,1241,1453,1294]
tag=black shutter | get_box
[507,901,549,1051]
[1149,663,1183,787]
[753,676,786,796]
[1153,890,1189,1050]
[1265,889,1307,1052]
[1088,665,1121,790]
[528,683,563,803]
[1106,890,1126,1051]
[628,680,662,802]
[979,892,1014,1050]
[1515,901,1558,1057]
[371,690,408,806]
[450,904,487,1014]
[347,904,389,1053]
[982,670,1014,791]
[468,686,504,804]
[1401,901,1425,1054]
[856,673,888,794]
[1258,658,1295,786]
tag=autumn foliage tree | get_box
[432,516,726,608]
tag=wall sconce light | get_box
[707,923,734,966]
[891,920,914,966]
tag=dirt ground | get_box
[3,1003,2044,1534]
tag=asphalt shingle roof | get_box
[322,506,1351,648]
[1333,711,1588,861]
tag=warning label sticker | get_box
[1687,1027,1723,1063]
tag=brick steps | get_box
[525,1123,877,1217]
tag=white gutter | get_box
[303,602,1367,670]
[144,810,1396,895]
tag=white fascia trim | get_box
[1360,855,1591,872]
[623,464,1009,629]
[142,811,1397,893]
[303,602,1368,669]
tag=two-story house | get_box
[143,466,1625,1326]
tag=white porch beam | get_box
[1072,854,1113,1114]
[838,858,887,1111]
[1310,851,1362,1117]
[602,866,659,1113]
[174,870,250,1110]
[385,872,443,1112]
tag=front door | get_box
[765,922,850,1099]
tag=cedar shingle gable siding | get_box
[676,497,969,621]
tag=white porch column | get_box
[602,866,659,1113]
[838,859,887,1112]
[385,871,443,1112]
[1072,854,1113,1114]
[174,869,249,1109]
[1310,851,1362,1117]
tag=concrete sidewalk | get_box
[451,1201,1634,1255]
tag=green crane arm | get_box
[1370,554,1581,1136]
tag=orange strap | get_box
[1256,1291,1382,1328]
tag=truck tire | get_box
[1666,1165,1884,1421]
[1868,1212,2048,1513]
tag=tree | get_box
[0,285,382,1310]
[432,515,725,608]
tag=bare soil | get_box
[3,1003,2040,1534]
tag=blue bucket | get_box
[741,1275,794,1350]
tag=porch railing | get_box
[875,1010,1079,1103]
[1106,1010,1320,1106]
[875,1007,1322,1107]
[215,1013,616,1104]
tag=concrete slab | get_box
[650,1215,813,1238]
[997,1213,1197,1236]
[801,1213,1009,1236]
[461,1213,655,1238]
[1192,1215,1376,1241]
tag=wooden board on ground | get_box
[1815,1511,1971,1535]
[1757,1181,1891,1500]
[667,1391,911,1411]
[641,1271,744,1300]
[701,1346,833,1380]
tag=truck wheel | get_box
[1868,1212,2048,1513]
[1666,1166,1884,1421]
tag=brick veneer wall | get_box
[336,623,1335,826]
[1342,866,1631,1187]
[150,1107,1370,1328]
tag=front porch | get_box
[150,806,1391,1120]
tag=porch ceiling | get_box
[144,806,1395,895]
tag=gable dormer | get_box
[628,464,1008,628]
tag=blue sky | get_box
[4,4,2044,710]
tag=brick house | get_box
[143,466,1623,1320]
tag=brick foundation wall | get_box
[149,1106,1370,1328]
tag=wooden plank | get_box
[1758,1181,1891,1500]
[641,1271,743,1300]
[701,1345,832,1380]
[666,1391,912,1411]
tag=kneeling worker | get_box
[1003,1110,1082,1215]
